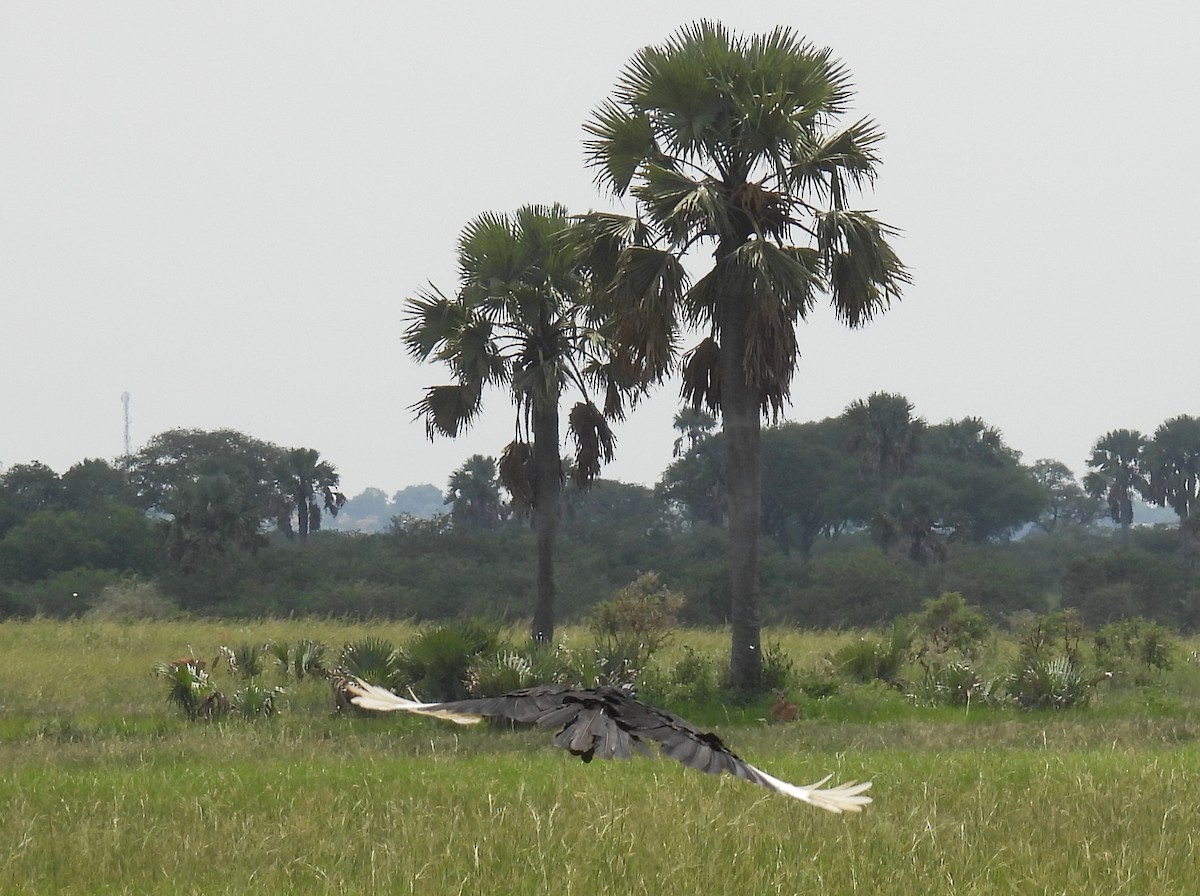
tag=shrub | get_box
[153,660,229,721]
[586,571,684,685]
[915,661,998,708]
[84,580,177,621]
[397,620,503,701]
[1008,655,1093,710]
[232,683,284,718]
[833,622,913,685]
[1093,618,1176,683]
[759,640,794,692]
[228,643,266,680]
[910,591,990,659]
[338,637,401,687]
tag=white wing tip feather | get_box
[755,769,874,813]
[346,678,483,726]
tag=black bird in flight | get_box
[347,679,872,813]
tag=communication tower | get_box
[121,391,132,468]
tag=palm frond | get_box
[584,100,658,196]
[498,440,534,509]
[409,383,484,439]
[789,117,885,202]
[818,209,910,327]
[632,166,730,245]
[680,337,721,414]
[568,401,616,486]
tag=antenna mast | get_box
[121,391,132,468]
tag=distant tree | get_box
[671,407,717,458]
[0,461,63,535]
[1142,415,1200,530]
[562,478,664,532]
[1084,429,1149,538]
[129,429,284,566]
[1030,459,1105,534]
[404,204,633,643]
[130,429,282,519]
[579,23,908,688]
[0,506,158,582]
[274,448,346,542]
[843,393,926,496]
[332,487,392,531]
[391,484,444,519]
[873,418,1045,557]
[925,417,1018,466]
[444,455,505,529]
[164,472,268,569]
[760,420,869,556]
[657,429,726,528]
[61,458,137,511]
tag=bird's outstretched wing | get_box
[345,678,872,813]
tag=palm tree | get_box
[403,204,630,643]
[275,447,346,542]
[1143,415,1200,529]
[581,22,908,688]
[842,393,926,495]
[444,455,505,529]
[1084,429,1149,538]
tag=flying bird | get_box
[346,679,872,813]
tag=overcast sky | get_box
[3,2,1197,499]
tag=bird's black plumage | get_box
[346,679,872,812]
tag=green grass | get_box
[4,618,1200,894]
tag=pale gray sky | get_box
[2,2,1198,498]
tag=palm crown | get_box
[579,20,908,415]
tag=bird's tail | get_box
[345,678,483,726]
[757,771,874,813]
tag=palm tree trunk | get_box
[297,490,310,542]
[531,400,561,643]
[720,292,763,691]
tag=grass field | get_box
[3,618,1200,894]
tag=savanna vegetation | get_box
[4,609,1200,895]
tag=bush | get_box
[84,580,177,621]
[1008,655,1093,710]
[397,620,504,701]
[586,571,684,685]
[1093,618,1176,683]
[833,623,913,685]
[338,637,401,687]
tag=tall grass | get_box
[3,618,1200,894]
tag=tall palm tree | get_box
[444,454,504,529]
[404,204,629,643]
[1084,429,1149,538]
[842,393,926,495]
[1143,415,1200,529]
[579,22,909,688]
[275,448,345,542]
[580,24,907,690]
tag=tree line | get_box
[1,395,1197,629]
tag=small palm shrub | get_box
[759,641,794,692]
[397,620,503,701]
[467,652,538,696]
[232,683,285,718]
[834,623,913,686]
[292,639,327,679]
[1009,655,1093,709]
[916,661,999,708]
[229,643,265,680]
[153,661,229,721]
[339,637,401,687]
